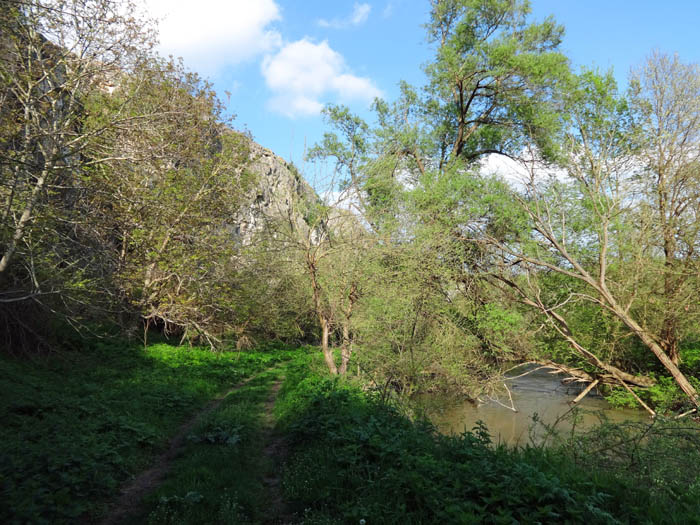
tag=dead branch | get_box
[571,379,599,404]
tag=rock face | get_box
[232,139,318,244]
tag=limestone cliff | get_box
[233,139,318,243]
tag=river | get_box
[416,364,649,446]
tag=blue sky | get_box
[142,1,700,185]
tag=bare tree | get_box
[629,51,700,365]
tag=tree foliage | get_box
[0,1,256,348]
[3,0,700,413]
[305,1,700,410]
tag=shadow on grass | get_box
[132,369,288,525]
[0,340,298,524]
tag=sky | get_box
[139,0,700,187]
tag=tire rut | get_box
[260,378,294,524]
[101,366,280,525]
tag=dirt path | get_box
[260,377,294,524]
[101,368,277,525]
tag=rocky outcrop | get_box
[233,139,318,243]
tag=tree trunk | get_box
[338,284,357,376]
[598,281,699,407]
[307,255,338,375]
[579,286,696,406]
[661,317,681,365]
[616,309,699,407]
[338,320,351,376]
[661,243,681,365]
[321,319,338,375]
[0,168,48,275]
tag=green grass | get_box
[4,342,699,524]
[0,338,300,524]
[136,367,287,524]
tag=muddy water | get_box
[417,365,649,446]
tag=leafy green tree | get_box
[352,234,498,395]
[484,70,699,410]
[0,0,153,278]
[0,2,259,348]
[423,0,569,168]
[89,58,255,345]
[307,0,567,387]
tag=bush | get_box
[276,372,624,524]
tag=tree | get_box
[305,0,568,385]
[483,70,699,410]
[0,1,258,348]
[89,57,255,344]
[0,0,153,280]
[0,0,156,347]
[284,105,375,375]
[341,0,700,410]
[263,179,368,375]
[628,52,700,365]
[422,0,568,169]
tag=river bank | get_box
[277,361,700,523]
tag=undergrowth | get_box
[0,339,298,523]
[276,362,700,524]
[530,412,700,523]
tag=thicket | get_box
[0,0,303,351]
[276,364,700,524]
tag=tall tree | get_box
[0,0,155,347]
[264,181,367,375]
[88,57,256,344]
[307,0,568,385]
[423,0,569,169]
[484,70,699,410]
[0,0,153,281]
[628,52,700,365]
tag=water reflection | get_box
[416,365,649,446]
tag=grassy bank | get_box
[276,361,700,524]
[0,339,299,523]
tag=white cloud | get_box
[480,152,568,192]
[261,38,382,118]
[350,3,372,25]
[318,3,371,29]
[142,0,282,75]
[480,154,530,184]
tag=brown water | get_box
[417,364,649,446]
